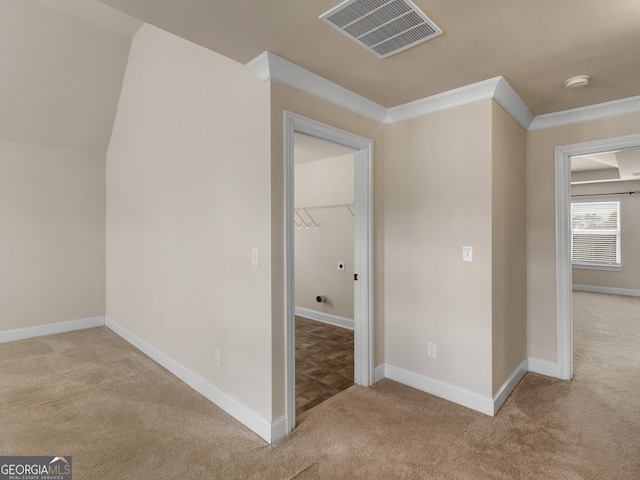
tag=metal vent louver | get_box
[320,0,442,58]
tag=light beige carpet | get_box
[1,291,638,479]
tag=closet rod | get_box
[571,190,639,198]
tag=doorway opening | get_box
[554,133,640,381]
[293,133,356,416]
[284,112,373,435]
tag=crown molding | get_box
[529,95,640,131]
[247,51,637,132]
[246,52,387,123]
[493,77,535,130]
[385,77,500,124]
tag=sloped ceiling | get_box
[0,0,140,155]
[96,0,640,114]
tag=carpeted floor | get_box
[1,292,638,479]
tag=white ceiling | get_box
[294,133,354,165]
[0,0,140,155]
[571,148,640,184]
[95,0,640,115]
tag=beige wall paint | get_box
[384,101,494,397]
[0,140,105,331]
[491,103,527,392]
[295,154,355,319]
[0,0,132,155]
[269,82,385,418]
[526,111,640,363]
[106,25,273,419]
[571,180,640,291]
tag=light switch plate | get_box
[462,246,473,262]
[337,261,345,271]
[251,247,259,266]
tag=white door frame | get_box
[283,111,373,435]
[554,133,640,381]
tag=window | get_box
[571,200,620,268]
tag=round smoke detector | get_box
[565,75,590,89]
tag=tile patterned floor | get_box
[295,316,354,416]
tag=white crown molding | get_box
[493,77,535,130]
[295,307,354,330]
[385,77,499,124]
[247,52,535,130]
[530,95,640,131]
[247,52,387,123]
[0,316,105,344]
[248,51,639,133]
[105,317,276,444]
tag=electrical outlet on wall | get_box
[427,342,437,358]
[214,349,221,367]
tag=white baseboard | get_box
[573,284,640,297]
[105,317,278,444]
[384,364,494,416]
[270,416,287,444]
[493,358,528,414]
[373,364,385,383]
[527,357,558,378]
[0,316,105,344]
[295,307,354,330]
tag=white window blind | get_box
[571,200,620,267]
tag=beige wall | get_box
[106,25,273,419]
[295,155,355,319]
[571,180,640,291]
[491,103,527,392]
[0,140,105,331]
[269,82,386,418]
[384,101,494,396]
[526,111,640,363]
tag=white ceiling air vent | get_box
[320,0,442,58]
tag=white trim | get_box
[0,316,105,344]
[283,112,374,437]
[385,77,500,124]
[555,134,640,382]
[573,284,640,297]
[248,52,640,133]
[105,317,278,444]
[270,416,288,444]
[492,358,528,414]
[387,76,534,130]
[492,77,535,131]
[247,53,533,130]
[373,364,385,383]
[527,357,559,378]
[384,364,494,416]
[555,146,573,381]
[247,52,387,123]
[530,95,640,131]
[294,307,354,330]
